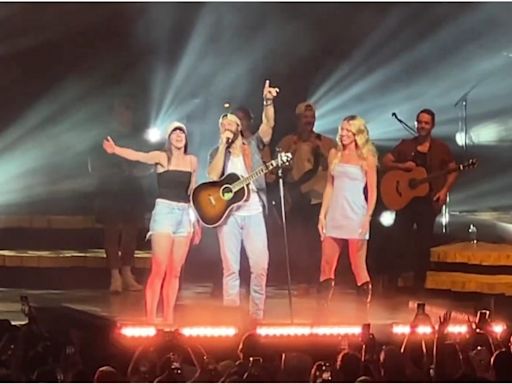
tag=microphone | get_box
[225,137,232,146]
[391,112,398,119]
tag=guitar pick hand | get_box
[433,188,448,206]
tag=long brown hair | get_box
[164,123,188,168]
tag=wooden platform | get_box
[427,242,512,296]
[0,249,151,268]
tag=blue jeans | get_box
[147,199,192,239]
[217,212,269,320]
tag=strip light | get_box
[256,325,362,337]
[179,326,238,337]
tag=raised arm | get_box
[257,79,279,145]
[103,136,164,165]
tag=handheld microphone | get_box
[225,137,232,146]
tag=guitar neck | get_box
[416,165,460,185]
[232,161,275,192]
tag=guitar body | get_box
[191,173,248,227]
[380,167,430,211]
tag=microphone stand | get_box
[392,114,416,136]
[275,147,295,324]
[445,81,479,233]
[454,81,479,151]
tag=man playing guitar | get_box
[382,108,459,293]
[207,80,279,323]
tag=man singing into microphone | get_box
[207,80,279,324]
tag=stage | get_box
[0,283,480,329]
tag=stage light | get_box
[379,210,396,227]
[179,326,238,337]
[255,325,362,337]
[119,325,157,338]
[257,325,312,337]
[223,102,231,109]
[392,324,411,335]
[312,326,362,336]
[446,324,469,334]
[455,131,466,147]
[491,322,506,336]
[145,127,162,143]
[416,325,434,335]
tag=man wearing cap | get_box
[207,80,279,323]
[277,102,337,294]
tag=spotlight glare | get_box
[416,325,434,335]
[379,210,396,227]
[446,324,469,334]
[145,127,162,143]
[392,324,411,335]
[491,322,506,336]
[455,131,466,147]
[223,102,231,109]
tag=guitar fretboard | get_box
[231,160,276,192]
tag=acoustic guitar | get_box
[380,158,478,211]
[192,152,292,227]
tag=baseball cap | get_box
[218,113,242,128]
[295,101,316,115]
[167,121,187,137]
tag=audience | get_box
[0,310,510,383]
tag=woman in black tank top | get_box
[103,122,201,325]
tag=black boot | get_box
[317,278,335,309]
[357,281,372,305]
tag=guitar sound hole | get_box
[408,179,418,189]
[394,181,402,197]
[220,185,234,200]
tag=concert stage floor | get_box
[0,284,479,328]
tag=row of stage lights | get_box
[118,322,506,339]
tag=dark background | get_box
[0,2,511,216]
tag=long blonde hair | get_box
[334,115,378,167]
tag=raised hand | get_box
[263,79,279,101]
[437,310,452,335]
[102,136,116,154]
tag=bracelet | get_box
[263,100,273,106]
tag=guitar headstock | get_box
[276,152,293,167]
[459,158,478,170]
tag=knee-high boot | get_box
[317,278,335,309]
[357,281,372,305]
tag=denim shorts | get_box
[147,199,192,239]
